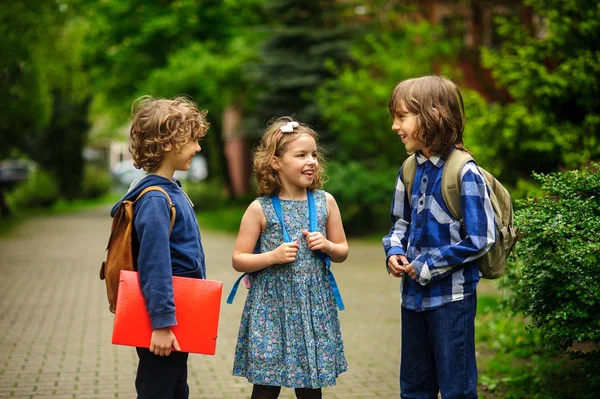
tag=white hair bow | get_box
[280,121,299,133]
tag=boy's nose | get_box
[195,142,201,152]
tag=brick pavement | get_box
[0,207,401,398]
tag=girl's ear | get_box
[270,156,281,171]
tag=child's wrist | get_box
[324,240,333,255]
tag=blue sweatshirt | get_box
[111,174,206,329]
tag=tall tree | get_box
[84,0,264,184]
[465,0,600,183]
[0,0,91,199]
[246,0,355,139]
[315,4,459,166]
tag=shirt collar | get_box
[415,151,445,168]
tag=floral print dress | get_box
[233,190,347,388]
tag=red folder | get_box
[112,270,223,355]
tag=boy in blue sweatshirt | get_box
[111,96,210,398]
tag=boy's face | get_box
[391,100,430,157]
[163,138,201,173]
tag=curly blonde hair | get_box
[388,75,469,159]
[129,96,210,172]
[253,117,326,196]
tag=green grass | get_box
[474,293,594,398]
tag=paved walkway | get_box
[0,207,401,398]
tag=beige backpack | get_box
[401,149,520,279]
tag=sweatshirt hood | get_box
[110,174,181,216]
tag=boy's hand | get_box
[302,230,332,253]
[388,255,409,278]
[404,264,418,280]
[271,241,299,265]
[150,327,180,356]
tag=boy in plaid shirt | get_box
[383,76,495,399]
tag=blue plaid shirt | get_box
[382,152,496,311]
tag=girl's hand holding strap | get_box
[302,230,330,252]
[271,241,299,264]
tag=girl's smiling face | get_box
[392,100,430,157]
[272,133,318,195]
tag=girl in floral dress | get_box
[231,117,348,399]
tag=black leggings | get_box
[251,384,322,399]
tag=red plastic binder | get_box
[112,270,223,355]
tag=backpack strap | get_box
[135,186,176,234]
[401,150,473,222]
[441,149,473,221]
[400,154,417,207]
[227,190,345,310]
[271,195,292,242]
[307,191,345,311]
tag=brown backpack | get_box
[99,186,176,313]
[401,149,520,279]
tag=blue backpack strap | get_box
[226,225,262,305]
[226,273,247,304]
[271,194,292,242]
[308,191,345,311]
[228,192,345,310]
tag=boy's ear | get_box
[270,156,281,171]
[164,143,173,152]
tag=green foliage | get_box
[84,0,264,184]
[182,180,229,211]
[246,0,355,138]
[324,161,397,235]
[81,165,112,199]
[506,163,600,385]
[84,0,263,121]
[7,169,61,210]
[475,298,595,398]
[477,303,544,358]
[1,1,91,199]
[316,19,459,166]
[195,205,247,234]
[470,0,600,183]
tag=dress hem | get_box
[232,368,348,389]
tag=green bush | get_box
[182,180,229,211]
[81,165,112,199]
[324,161,398,236]
[506,163,600,387]
[7,169,60,209]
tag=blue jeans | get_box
[400,292,478,399]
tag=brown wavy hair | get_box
[129,96,210,172]
[253,117,326,196]
[388,75,469,159]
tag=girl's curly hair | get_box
[253,117,326,196]
[129,96,209,172]
[388,75,469,159]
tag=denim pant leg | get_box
[400,306,439,399]
[136,347,189,399]
[400,293,478,399]
[429,293,478,399]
